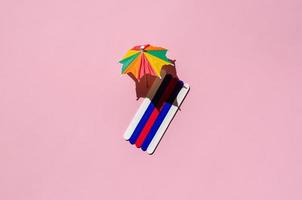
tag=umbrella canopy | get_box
[119,44,172,80]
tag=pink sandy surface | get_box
[0,0,302,200]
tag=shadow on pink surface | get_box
[128,60,179,100]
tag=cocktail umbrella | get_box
[119,44,172,81]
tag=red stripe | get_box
[135,78,178,148]
[139,53,155,79]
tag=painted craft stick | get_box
[129,75,172,144]
[146,83,190,154]
[123,76,163,140]
[141,80,184,151]
[123,74,190,154]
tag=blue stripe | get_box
[129,75,172,144]
[141,80,184,151]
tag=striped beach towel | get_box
[124,74,190,154]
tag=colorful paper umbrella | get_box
[119,44,172,80]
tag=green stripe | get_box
[119,53,139,73]
[146,50,171,63]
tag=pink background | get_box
[1,0,302,199]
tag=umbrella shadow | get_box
[128,60,182,106]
